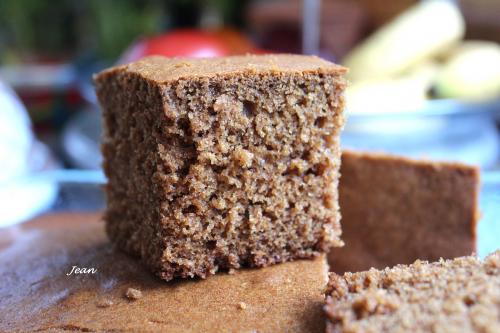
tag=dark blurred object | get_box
[357,0,416,28]
[460,0,500,44]
[0,0,79,62]
[247,0,368,59]
[0,63,84,132]
[0,0,163,63]
[86,0,163,61]
[0,0,250,64]
[167,0,249,28]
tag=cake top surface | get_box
[0,213,328,332]
[325,252,500,333]
[95,54,347,83]
[342,150,480,172]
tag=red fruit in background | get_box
[119,28,266,64]
[120,29,231,63]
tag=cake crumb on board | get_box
[125,288,143,300]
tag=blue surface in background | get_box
[478,176,500,258]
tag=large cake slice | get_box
[94,55,347,280]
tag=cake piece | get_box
[0,213,329,333]
[329,151,479,273]
[325,252,500,333]
[94,55,347,280]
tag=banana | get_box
[347,61,440,114]
[433,41,500,100]
[343,0,464,82]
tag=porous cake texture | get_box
[325,252,500,333]
[94,55,347,281]
[330,151,479,273]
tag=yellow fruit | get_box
[346,61,440,114]
[343,0,464,82]
[433,41,500,100]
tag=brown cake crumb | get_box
[325,251,500,333]
[125,288,142,300]
[94,54,347,281]
[237,302,248,310]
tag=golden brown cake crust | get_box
[330,150,480,273]
[0,213,328,333]
[95,54,347,281]
[98,54,347,83]
[325,252,500,333]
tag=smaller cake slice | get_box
[325,251,500,333]
[330,150,480,273]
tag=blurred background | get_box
[0,0,499,239]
